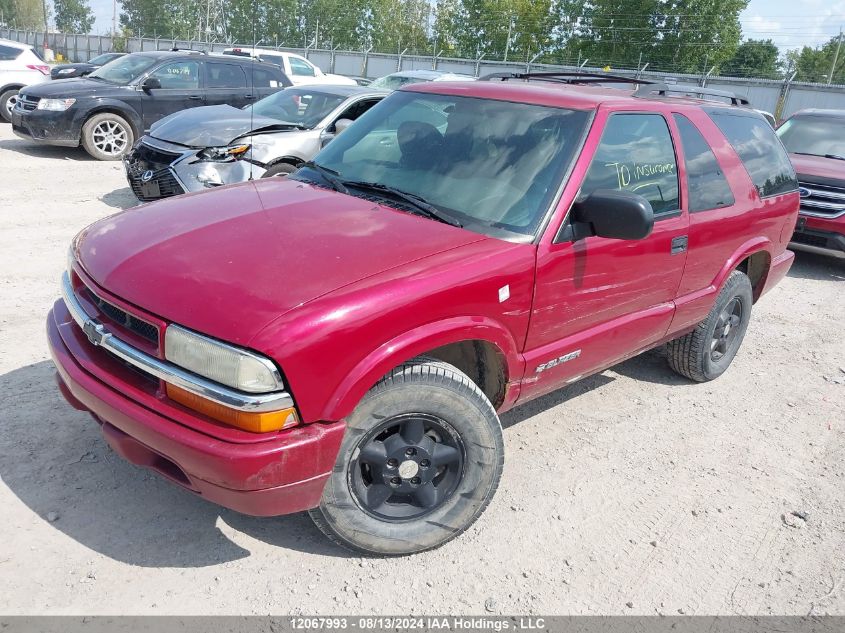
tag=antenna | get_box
[248,0,256,181]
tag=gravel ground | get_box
[0,123,844,616]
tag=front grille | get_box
[85,289,160,345]
[799,181,845,218]
[17,94,39,111]
[125,142,185,201]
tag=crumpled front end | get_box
[124,136,267,201]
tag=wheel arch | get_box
[0,83,25,95]
[714,237,773,303]
[265,155,306,169]
[320,317,523,422]
[81,104,143,140]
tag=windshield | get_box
[302,91,589,238]
[369,75,429,91]
[250,88,346,128]
[89,53,119,65]
[90,54,157,84]
[777,116,845,158]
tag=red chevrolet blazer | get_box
[48,75,799,555]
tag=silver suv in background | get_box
[0,38,50,121]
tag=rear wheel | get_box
[262,162,297,178]
[0,89,20,122]
[309,357,504,556]
[667,270,753,382]
[81,113,134,160]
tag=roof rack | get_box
[634,84,750,106]
[480,71,655,86]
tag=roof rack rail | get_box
[480,71,655,86]
[634,83,750,106]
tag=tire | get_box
[261,162,297,178]
[81,112,134,160]
[667,270,753,382]
[0,88,20,122]
[309,357,504,556]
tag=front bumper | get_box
[47,299,346,517]
[125,137,266,201]
[790,214,845,259]
[11,106,81,146]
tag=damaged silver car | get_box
[124,85,387,201]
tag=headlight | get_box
[164,325,283,393]
[57,68,76,75]
[37,98,76,111]
[198,144,250,162]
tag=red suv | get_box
[48,75,799,556]
[777,109,845,258]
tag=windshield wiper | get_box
[793,151,845,161]
[342,180,463,227]
[299,161,348,194]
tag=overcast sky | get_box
[86,0,845,51]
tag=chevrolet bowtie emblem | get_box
[83,321,109,347]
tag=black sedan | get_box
[50,52,125,79]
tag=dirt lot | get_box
[0,123,843,616]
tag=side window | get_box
[581,113,680,216]
[0,45,22,61]
[673,114,735,212]
[708,111,797,198]
[206,62,246,89]
[148,61,200,90]
[289,56,316,77]
[246,67,284,88]
[335,99,381,125]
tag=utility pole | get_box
[829,28,843,85]
[112,0,117,35]
[503,16,513,62]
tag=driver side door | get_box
[140,59,204,129]
[520,111,690,401]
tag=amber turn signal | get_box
[165,384,299,433]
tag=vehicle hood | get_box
[149,104,297,147]
[790,153,845,183]
[23,76,123,98]
[75,178,486,346]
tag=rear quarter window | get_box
[0,45,22,61]
[673,114,735,212]
[708,110,797,198]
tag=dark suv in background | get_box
[777,109,845,258]
[11,50,291,160]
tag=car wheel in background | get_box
[0,89,20,122]
[261,162,297,178]
[309,357,504,556]
[81,113,135,161]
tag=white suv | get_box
[0,39,50,122]
[222,47,357,86]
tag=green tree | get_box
[787,35,845,84]
[720,39,780,78]
[53,0,94,33]
[0,0,45,29]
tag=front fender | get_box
[321,317,524,422]
[78,99,143,137]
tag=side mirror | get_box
[142,76,161,91]
[334,118,354,135]
[566,189,654,241]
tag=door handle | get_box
[671,235,688,255]
[244,94,256,99]
[188,95,203,101]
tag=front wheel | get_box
[309,358,504,556]
[81,113,134,160]
[261,162,297,178]
[667,270,753,382]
